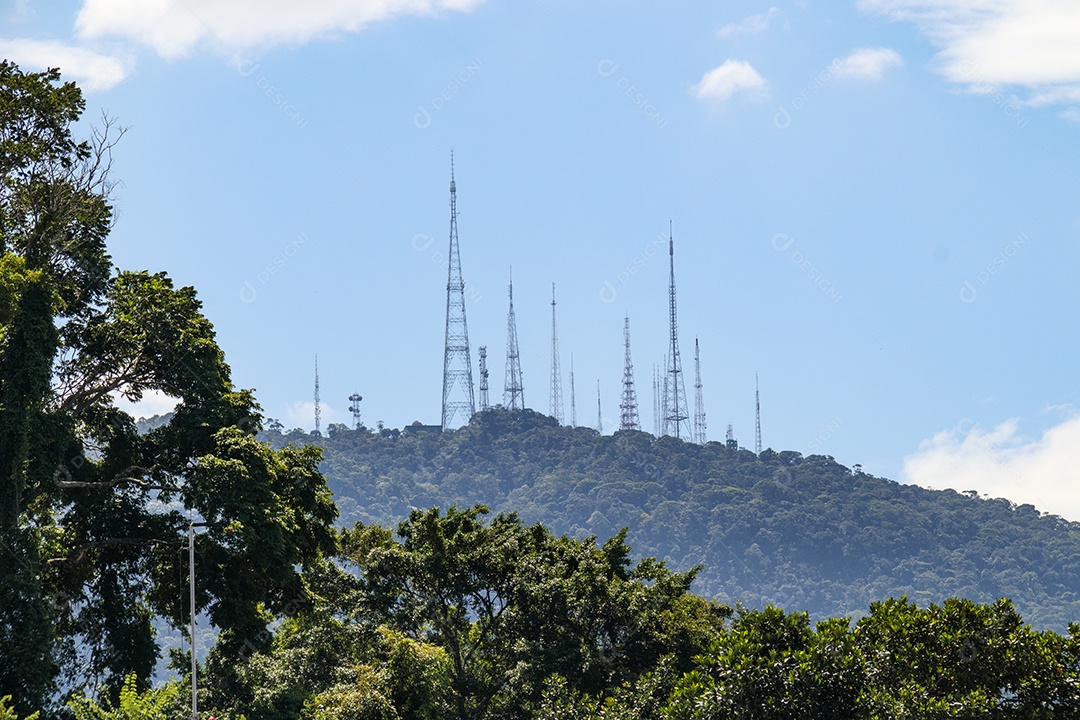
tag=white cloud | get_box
[75,0,489,58]
[282,401,345,431]
[113,389,179,419]
[717,7,780,39]
[834,47,902,82]
[0,37,131,91]
[902,414,1080,522]
[1060,107,1080,124]
[860,0,1080,105]
[692,59,767,103]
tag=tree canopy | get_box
[0,61,337,714]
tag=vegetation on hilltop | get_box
[266,408,1080,631]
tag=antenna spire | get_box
[549,283,564,423]
[755,373,762,454]
[503,269,525,409]
[441,152,476,428]
[664,224,690,439]
[313,355,321,437]
[348,392,362,430]
[478,346,490,411]
[596,380,603,434]
[569,354,577,426]
[619,316,640,431]
[693,338,707,443]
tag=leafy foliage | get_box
[68,675,178,720]
[0,62,338,713]
[270,408,1080,631]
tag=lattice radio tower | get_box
[478,346,490,411]
[664,224,689,439]
[313,355,321,437]
[503,270,525,409]
[549,283,564,423]
[596,380,603,434]
[693,338,707,444]
[569,354,577,426]
[348,393,362,430]
[755,373,762,454]
[441,153,476,429]
[652,364,661,436]
[619,316,640,431]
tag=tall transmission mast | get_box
[693,338,707,444]
[569,354,577,426]
[313,355,321,437]
[664,224,690,440]
[477,346,490,411]
[596,380,603,434]
[652,364,661,436]
[503,270,525,409]
[348,393,362,430]
[441,153,476,429]
[549,284,564,423]
[755,373,762,454]
[619,316,640,431]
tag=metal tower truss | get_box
[755,373,762,454]
[569,354,577,426]
[693,338,707,444]
[619,316,640,431]
[441,153,476,429]
[478,346,490,411]
[503,271,525,409]
[550,284,564,423]
[664,225,690,440]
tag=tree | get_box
[342,506,724,720]
[0,62,338,712]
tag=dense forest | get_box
[264,409,1080,632]
[3,61,1080,719]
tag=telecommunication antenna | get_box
[549,284,564,423]
[313,355,321,437]
[755,373,762,454]
[693,338,707,444]
[503,270,525,409]
[619,316,640,431]
[478,346,490,411]
[348,393,363,430]
[664,224,689,439]
[440,152,476,428]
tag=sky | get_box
[3,0,1080,519]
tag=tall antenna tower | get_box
[619,316,640,431]
[503,270,525,409]
[755,373,762,454]
[348,392,362,430]
[652,364,661,436]
[596,380,603,434]
[549,283,564,423]
[664,224,690,440]
[693,338,707,444]
[477,346,490,411]
[569,354,577,426]
[313,355,321,437]
[441,152,476,429]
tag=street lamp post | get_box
[189,520,208,720]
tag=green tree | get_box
[343,505,723,720]
[68,674,178,720]
[0,61,338,712]
[665,606,862,720]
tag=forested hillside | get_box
[265,408,1080,631]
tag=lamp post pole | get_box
[189,520,208,720]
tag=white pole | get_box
[189,521,197,720]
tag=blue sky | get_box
[4,0,1080,518]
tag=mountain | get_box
[263,408,1080,631]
